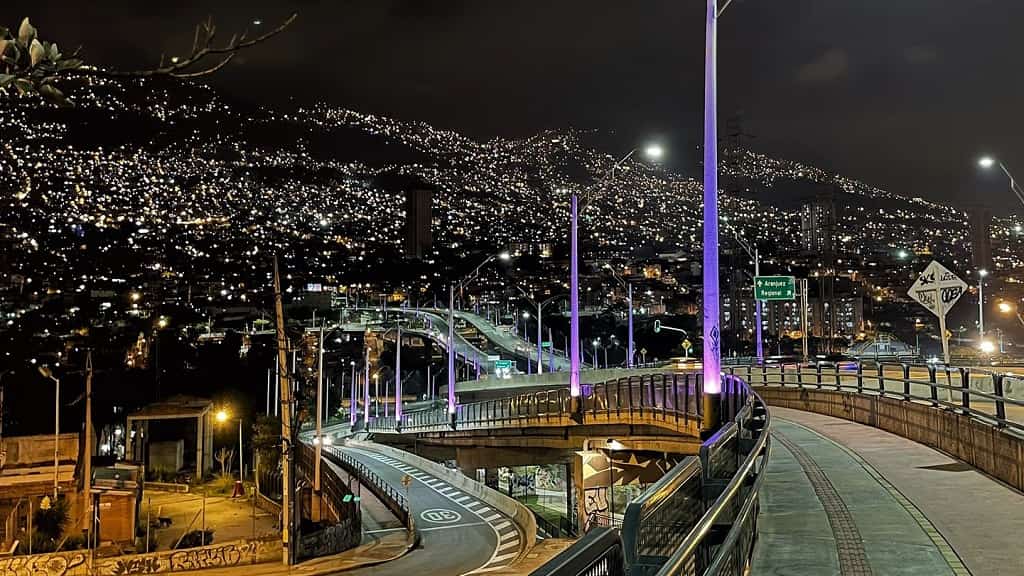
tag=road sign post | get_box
[908,261,968,366]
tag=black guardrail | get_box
[531,374,771,576]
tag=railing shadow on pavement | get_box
[531,373,772,576]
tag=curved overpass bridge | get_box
[304,360,1024,575]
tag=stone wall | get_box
[754,387,1024,492]
[296,517,360,560]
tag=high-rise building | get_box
[404,186,433,259]
[970,207,992,270]
[800,190,836,255]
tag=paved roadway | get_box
[323,444,522,575]
[447,309,572,372]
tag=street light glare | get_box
[978,156,996,169]
[644,145,664,160]
[497,252,511,261]
[998,301,1014,314]
[979,269,989,277]
[215,409,229,422]
[980,340,996,354]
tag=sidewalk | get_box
[752,408,1024,575]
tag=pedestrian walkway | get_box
[752,408,1024,576]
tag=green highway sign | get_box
[754,276,796,301]
[494,360,513,369]
[541,341,552,348]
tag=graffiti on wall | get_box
[296,519,360,560]
[96,539,278,576]
[0,553,86,576]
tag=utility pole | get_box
[801,278,810,364]
[272,256,294,566]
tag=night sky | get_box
[25,0,1024,211]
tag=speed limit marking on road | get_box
[420,508,462,524]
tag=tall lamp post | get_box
[701,0,735,433]
[38,366,60,500]
[977,269,988,343]
[569,144,664,402]
[731,231,763,364]
[514,287,565,375]
[604,265,635,368]
[214,409,244,482]
[448,252,510,419]
[978,156,1024,207]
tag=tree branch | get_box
[70,12,297,79]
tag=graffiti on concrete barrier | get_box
[93,539,278,576]
[167,540,266,572]
[0,552,86,576]
[107,555,162,575]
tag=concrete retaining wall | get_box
[347,440,537,557]
[754,387,1024,492]
[0,538,282,576]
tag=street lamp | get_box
[604,265,635,368]
[215,408,244,481]
[978,269,988,342]
[448,251,510,418]
[729,231,763,364]
[592,339,601,370]
[701,0,738,432]
[349,360,357,426]
[978,156,1024,208]
[37,366,60,500]
[569,143,664,398]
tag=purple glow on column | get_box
[363,347,370,421]
[702,0,722,395]
[394,324,402,423]
[570,193,581,397]
[448,285,456,413]
[627,283,634,369]
[349,365,356,426]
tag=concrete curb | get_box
[346,440,537,563]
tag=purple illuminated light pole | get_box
[394,323,402,426]
[570,193,581,399]
[702,0,724,431]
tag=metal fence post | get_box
[927,365,938,407]
[856,363,864,394]
[877,364,885,396]
[902,364,911,401]
[960,368,971,414]
[992,374,1007,426]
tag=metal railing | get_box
[532,376,771,576]
[321,445,410,526]
[368,372,703,433]
[731,361,1024,433]
[531,527,626,576]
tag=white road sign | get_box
[908,261,967,317]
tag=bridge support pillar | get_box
[702,392,721,439]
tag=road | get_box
[323,444,522,575]
[448,309,572,373]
